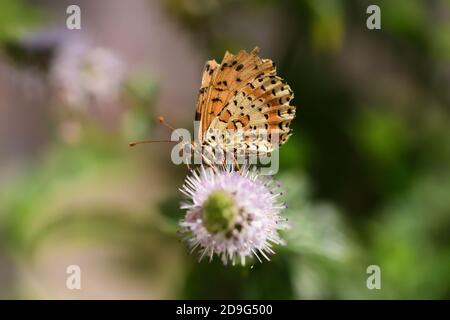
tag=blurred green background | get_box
[0,0,449,299]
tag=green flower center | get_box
[202,190,238,234]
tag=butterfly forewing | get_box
[195,59,219,141]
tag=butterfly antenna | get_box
[158,116,176,132]
[128,140,175,147]
[129,116,177,147]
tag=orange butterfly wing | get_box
[195,47,295,153]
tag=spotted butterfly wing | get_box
[195,47,295,157]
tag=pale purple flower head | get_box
[51,42,125,108]
[179,166,289,266]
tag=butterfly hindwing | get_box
[206,75,295,155]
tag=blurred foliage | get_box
[0,0,43,42]
[369,172,450,299]
[0,137,124,253]
[0,0,449,299]
[122,72,160,141]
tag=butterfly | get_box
[130,47,295,165]
[194,47,295,162]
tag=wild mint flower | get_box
[179,166,289,266]
[51,43,125,108]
